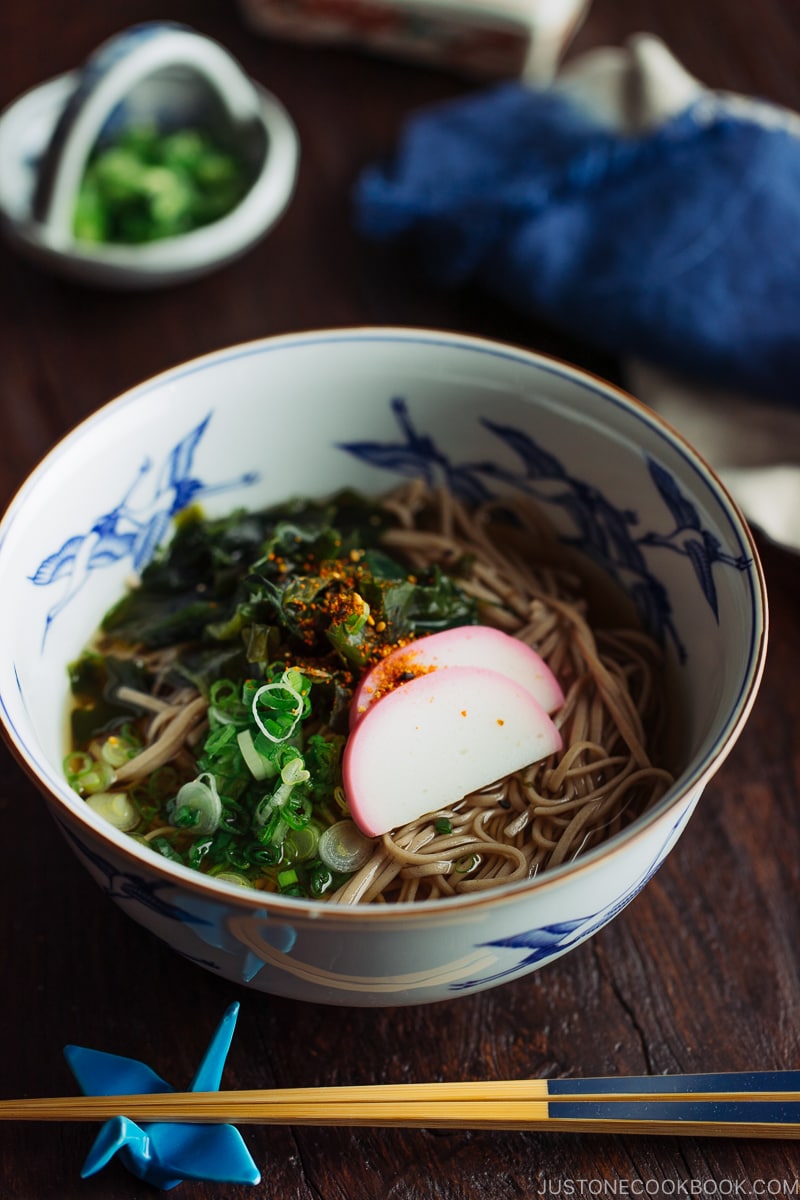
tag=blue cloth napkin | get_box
[354,81,800,406]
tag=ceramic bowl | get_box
[0,23,299,288]
[0,329,767,1006]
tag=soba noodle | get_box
[66,481,673,903]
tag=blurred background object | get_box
[236,0,591,79]
[0,22,299,287]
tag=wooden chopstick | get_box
[2,1076,800,1138]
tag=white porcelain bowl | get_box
[0,329,767,1005]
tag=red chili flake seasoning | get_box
[263,544,419,671]
[362,647,436,708]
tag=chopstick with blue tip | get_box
[2,1074,800,1137]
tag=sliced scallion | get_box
[237,728,274,781]
[318,820,373,874]
[64,751,114,795]
[85,791,140,832]
[167,772,222,834]
[98,734,138,769]
[212,869,254,888]
[80,761,115,795]
[251,677,306,743]
[284,822,321,862]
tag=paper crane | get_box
[63,1002,260,1190]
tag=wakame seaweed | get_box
[98,490,476,677]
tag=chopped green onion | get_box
[149,836,184,863]
[272,754,311,806]
[64,751,95,784]
[309,864,335,897]
[167,772,222,834]
[65,751,116,795]
[85,791,140,832]
[284,822,321,862]
[223,843,252,871]
[318,820,373,874]
[283,793,313,831]
[211,869,254,888]
[281,754,310,784]
[73,124,249,246]
[98,732,140,768]
[254,804,289,853]
[65,752,114,796]
[208,678,247,725]
[253,800,281,836]
[454,853,480,874]
[248,842,283,867]
[188,837,214,869]
[237,728,274,780]
[277,866,306,896]
[254,751,311,837]
[250,672,308,743]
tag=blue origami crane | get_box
[63,1002,261,1190]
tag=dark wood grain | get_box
[0,2,798,1197]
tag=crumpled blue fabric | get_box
[354,84,800,406]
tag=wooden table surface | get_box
[1,2,798,1197]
